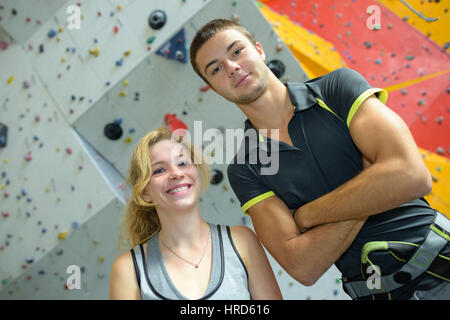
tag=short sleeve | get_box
[227,162,275,215]
[306,68,388,127]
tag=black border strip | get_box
[130,248,141,290]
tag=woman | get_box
[110,126,282,300]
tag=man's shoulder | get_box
[305,67,357,86]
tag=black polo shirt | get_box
[227,68,444,299]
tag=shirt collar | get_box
[244,81,317,131]
[240,82,316,156]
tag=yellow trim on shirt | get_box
[241,191,276,215]
[347,88,388,127]
[315,98,342,121]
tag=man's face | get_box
[195,28,269,105]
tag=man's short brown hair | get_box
[189,19,257,85]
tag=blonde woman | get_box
[110,126,282,300]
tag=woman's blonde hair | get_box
[121,126,210,249]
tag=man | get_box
[189,19,450,299]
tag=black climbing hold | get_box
[148,10,167,30]
[267,59,285,79]
[104,122,123,140]
[210,169,224,185]
[0,123,8,148]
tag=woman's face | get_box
[142,139,201,213]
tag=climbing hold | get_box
[0,123,7,148]
[66,148,72,155]
[7,76,14,84]
[47,29,57,38]
[57,231,68,240]
[0,40,8,50]
[89,45,100,57]
[113,26,119,33]
[276,42,283,52]
[156,28,187,63]
[210,169,224,185]
[200,85,210,92]
[418,99,426,106]
[24,151,32,161]
[116,58,123,66]
[148,10,167,30]
[175,50,184,61]
[435,116,443,124]
[164,114,188,136]
[104,121,123,140]
[267,60,285,78]
[436,147,445,155]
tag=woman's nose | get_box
[168,166,184,180]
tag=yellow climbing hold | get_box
[58,231,68,240]
[89,45,100,57]
[7,76,14,84]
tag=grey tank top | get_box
[130,224,251,300]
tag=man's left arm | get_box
[295,94,432,231]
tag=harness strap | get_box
[343,212,450,299]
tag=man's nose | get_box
[225,60,240,77]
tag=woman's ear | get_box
[141,191,152,203]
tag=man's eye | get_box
[212,65,221,75]
[153,168,164,174]
[233,48,242,56]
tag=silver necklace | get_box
[159,229,210,269]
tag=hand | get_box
[292,207,309,234]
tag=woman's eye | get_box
[233,48,242,56]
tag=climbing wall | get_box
[0,0,350,300]
[259,0,450,216]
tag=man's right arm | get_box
[248,195,365,286]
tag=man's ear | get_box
[255,42,266,61]
[208,83,217,93]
